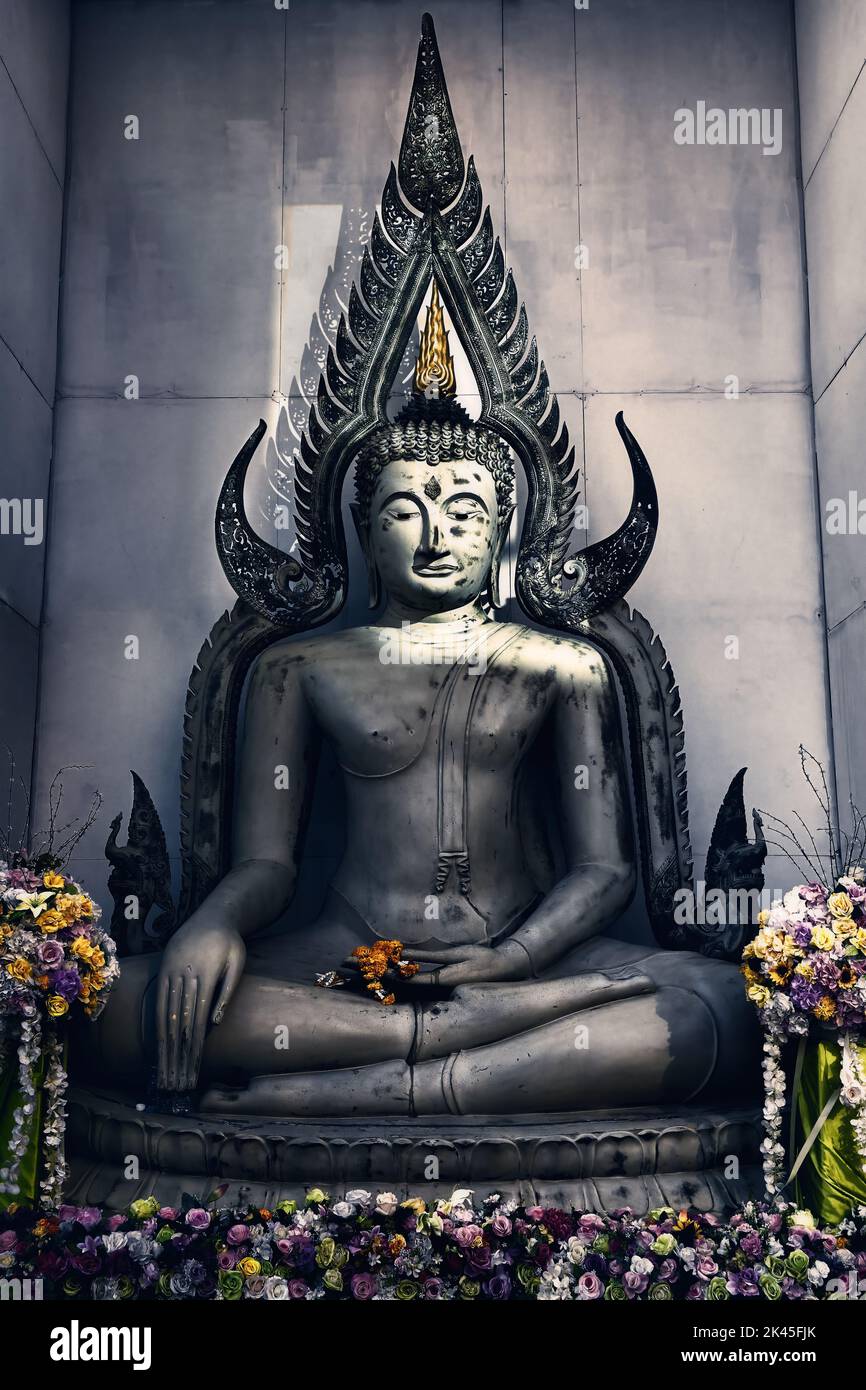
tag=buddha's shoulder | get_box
[250,626,395,678]
[500,624,613,684]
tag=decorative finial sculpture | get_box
[413,282,456,399]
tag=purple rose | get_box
[685,1281,706,1300]
[490,1215,512,1238]
[73,1251,101,1275]
[453,1224,482,1248]
[696,1255,719,1278]
[76,1207,102,1230]
[288,1279,309,1299]
[466,1244,493,1272]
[623,1271,648,1296]
[226,1223,249,1246]
[36,1249,70,1279]
[791,923,814,948]
[217,1249,237,1270]
[185,1208,210,1230]
[158,1207,178,1221]
[52,967,82,1000]
[422,1278,445,1300]
[37,940,64,969]
[0,1230,18,1252]
[350,1272,379,1300]
[577,1271,604,1300]
[739,1233,763,1259]
[485,1272,512,1300]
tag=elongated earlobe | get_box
[350,501,381,610]
[489,505,515,610]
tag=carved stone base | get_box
[66,1086,762,1215]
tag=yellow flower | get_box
[769,963,793,986]
[833,917,857,938]
[71,936,94,960]
[38,910,65,935]
[813,996,836,1022]
[89,948,105,969]
[810,925,836,951]
[828,892,854,919]
[42,872,64,889]
[89,971,105,992]
[747,983,771,1008]
[46,995,69,1017]
[7,957,32,983]
[55,893,92,922]
[757,908,771,927]
[237,1257,260,1277]
[853,928,866,953]
[0,922,12,942]
[400,1198,427,1216]
[741,964,761,985]
[795,961,815,981]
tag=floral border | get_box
[1,1190,865,1301]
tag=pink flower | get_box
[453,1224,482,1248]
[577,1271,604,1300]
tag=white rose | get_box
[375,1192,399,1215]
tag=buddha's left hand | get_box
[405,940,529,986]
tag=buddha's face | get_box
[367,457,501,612]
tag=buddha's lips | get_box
[414,561,460,576]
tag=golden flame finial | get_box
[413,281,456,398]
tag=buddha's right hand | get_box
[156,921,247,1091]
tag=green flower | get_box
[759,1274,782,1300]
[647,1207,675,1223]
[61,1276,83,1299]
[516,1263,540,1294]
[592,1234,610,1254]
[276,1199,297,1217]
[258,1259,274,1276]
[322,1267,344,1293]
[157,1271,174,1299]
[155,1225,174,1244]
[331,1245,349,1269]
[604,1282,627,1301]
[766,1255,787,1277]
[651,1234,676,1257]
[315,1236,336,1269]
[648,1282,673,1300]
[707,1277,730,1301]
[117,1276,136,1299]
[395,1281,419,1300]
[129,1196,159,1221]
[305,1188,329,1207]
[785,1249,810,1280]
[219,1270,244,1301]
[458,1277,481,1300]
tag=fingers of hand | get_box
[211,943,246,1027]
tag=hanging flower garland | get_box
[0,861,118,1206]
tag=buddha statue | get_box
[80,17,764,1148]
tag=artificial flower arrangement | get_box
[742,748,866,1207]
[1,1187,864,1301]
[316,939,420,1005]
[0,766,115,1207]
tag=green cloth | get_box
[795,1038,866,1226]
[0,1050,46,1211]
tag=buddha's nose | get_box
[421,514,448,555]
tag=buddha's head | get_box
[351,282,515,615]
[352,413,515,614]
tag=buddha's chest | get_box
[302,646,557,779]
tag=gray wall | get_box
[35,0,834,916]
[796,0,866,833]
[0,0,69,845]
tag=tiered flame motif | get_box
[414,282,456,399]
